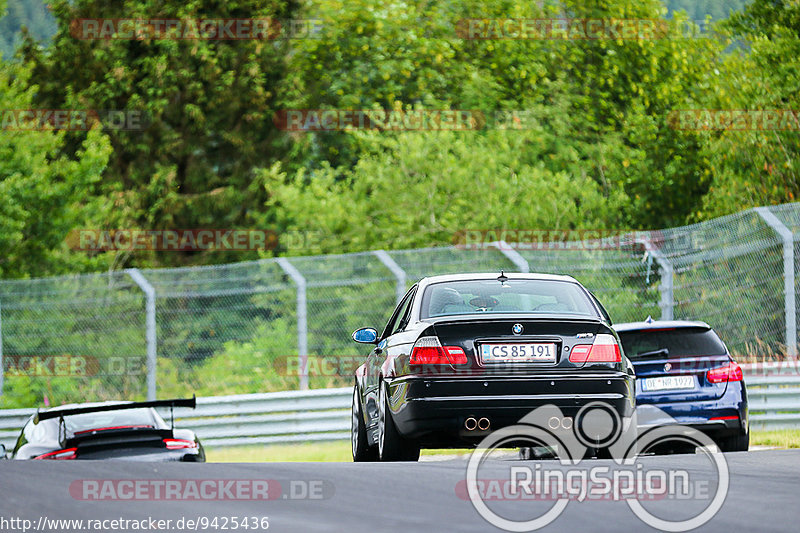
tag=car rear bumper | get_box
[385,372,635,445]
[636,393,748,440]
[76,448,205,462]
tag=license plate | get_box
[480,343,556,364]
[641,375,695,392]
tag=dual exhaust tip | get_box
[464,417,490,431]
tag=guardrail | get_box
[743,362,800,430]
[1,370,798,452]
[0,388,353,452]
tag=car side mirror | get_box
[352,327,379,344]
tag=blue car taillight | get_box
[706,362,743,383]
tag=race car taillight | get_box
[34,447,77,460]
[706,362,743,383]
[410,336,467,365]
[163,438,198,450]
[569,334,622,363]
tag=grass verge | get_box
[205,442,476,462]
[205,430,800,462]
[750,429,800,449]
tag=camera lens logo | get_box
[464,404,729,532]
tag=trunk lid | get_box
[65,426,173,457]
[428,315,613,374]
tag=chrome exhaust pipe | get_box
[477,417,491,431]
[464,417,478,431]
[547,416,573,430]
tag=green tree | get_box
[280,0,726,233]
[22,0,300,268]
[0,59,112,278]
[697,0,800,217]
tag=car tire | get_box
[642,440,697,455]
[352,385,378,462]
[717,431,749,452]
[378,382,420,462]
[586,421,637,460]
[519,446,556,460]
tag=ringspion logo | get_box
[464,404,729,531]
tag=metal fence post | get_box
[373,250,407,303]
[755,207,797,358]
[488,241,530,272]
[277,258,308,390]
[126,269,157,400]
[637,236,674,320]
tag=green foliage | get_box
[20,0,299,269]
[697,0,800,218]
[0,60,112,278]
[261,127,631,252]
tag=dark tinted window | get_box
[618,328,727,359]
[62,408,157,433]
[382,286,416,338]
[420,279,598,318]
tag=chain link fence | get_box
[1,204,798,407]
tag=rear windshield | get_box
[26,407,159,443]
[618,328,727,359]
[63,407,158,433]
[420,279,598,319]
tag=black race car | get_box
[350,272,636,461]
[9,397,205,461]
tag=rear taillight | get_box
[569,334,622,363]
[34,447,77,460]
[410,336,467,365]
[163,438,198,450]
[706,362,743,383]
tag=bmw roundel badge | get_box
[512,323,524,335]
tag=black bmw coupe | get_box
[351,272,636,461]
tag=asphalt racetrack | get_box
[1,449,798,532]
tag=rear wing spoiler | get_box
[34,395,196,424]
